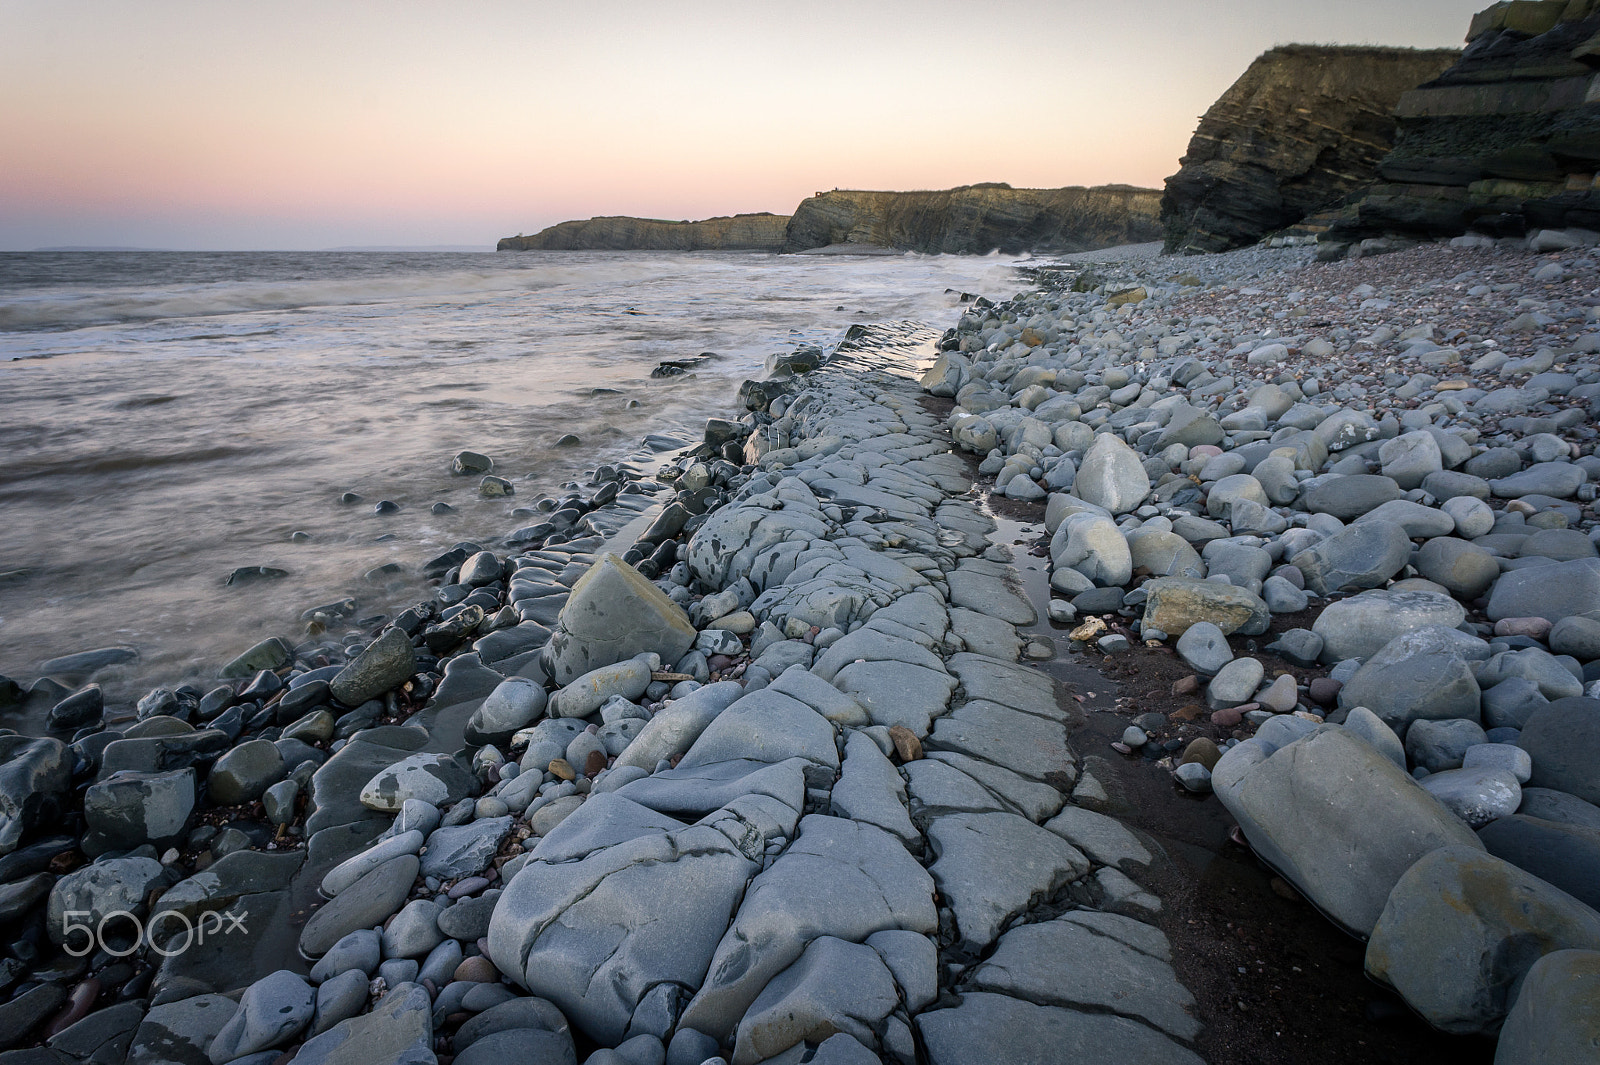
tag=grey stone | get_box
[542,554,697,686]
[1340,654,1480,736]
[1206,657,1265,709]
[1491,462,1586,499]
[311,968,369,1036]
[0,736,71,856]
[731,936,899,1065]
[454,996,571,1051]
[465,677,547,746]
[1261,575,1309,613]
[1463,742,1533,783]
[46,856,166,945]
[299,854,419,957]
[1140,577,1270,637]
[381,897,444,958]
[489,814,758,1045]
[1480,647,1585,701]
[833,660,956,735]
[1303,474,1402,520]
[1494,948,1600,1065]
[1520,698,1600,805]
[550,659,652,719]
[419,817,510,881]
[1487,558,1600,625]
[1379,431,1442,489]
[947,568,1036,625]
[1074,434,1149,514]
[917,992,1203,1065]
[927,811,1088,949]
[1366,846,1600,1036]
[1550,615,1600,661]
[1290,519,1411,596]
[679,689,838,770]
[612,682,744,771]
[128,994,238,1065]
[1519,787,1600,831]
[1042,806,1152,873]
[1479,814,1600,914]
[82,767,195,856]
[1420,767,1521,828]
[1214,726,1483,936]
[454,1029,576,1065]
[830,731,917,846]
[1312,590,1467,663]
[925,700,1073,783]
[1051,512,1133,587]
[291,982,433,1065]
[309,929,381,982]
[679,815,935,1042]
[967,912,1199,1040]
[1415,537,1501,600]
[207,969,314,1063]
[330,627,415,707]
[359,753,474,813]
[207,739,284,806]
[1175,622,1232,675]
[1343,706,1406,769]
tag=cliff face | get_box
[1161,46,1460,254]
[497,213,789,252]
[1329,0,1600,241]
[781,184,1163,255]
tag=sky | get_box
[0,0,1481,250]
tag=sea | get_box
[0,249,1024,727]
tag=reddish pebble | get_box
[1170,675,1199,696]
[1210,708,1243,728]
[1189,445,1223,459]
[708,654,733,671]
[1307,678,1342,707]
[454,955,500,983]
[448,876,490,899]
[45,978,100,1038]
[1494,617,1552,639]
[584,750,607,778]
[1110,742,1133,755]
[888,725,923,762]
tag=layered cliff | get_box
[497,213,789,252]
[782,184,1162,254]
[1328,0,1600,241]
[1161,45,1460,254]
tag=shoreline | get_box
[0,234,1595,1063]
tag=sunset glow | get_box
[1,0,1478,249]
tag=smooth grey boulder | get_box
[299,854,419,957]
[1342,706,1406,770]
[291,981,433,1065]
[678,815,935,1043]
[454,1028,576,1065]
[1420,767,1521,828]
[1519,698,1600,806]
[329,627,415,707]
[731,936,899,1065]
[1379,431,1442,489]
[128,994,238,1065]
[966,911,1199,1041]
[1175,622,1232,675]
[927,811,1088,949]
[549,659,652,719]
[1051,512,1133,587]
[1491,462,1586,499]
[1519,787,1600,831]
[465,677,546,747]
[207,739,284,806]
[207,969,314,1063]
[611,681,744,771]
[830,731,917,847]
[311,968,369,1035]
[1479,814,1600,914]
[678,689,838,770]
[1480,647,1585,701]
[1414,537,1501,600]
[488,812,757,1045]
[1366,846,1600,1036]
[917,992,1203,1065]
[418,817,511,881]
[308,930,381,983]
[1487,558,1600,625]
[1357,499,1455,539]
[1290,520,1411,596]
[541,554,697,686]
[1214,726,1483,936]
[1339,654,1480,736]
[1074,433,1149,514]
[1302,474,1402,521]
[1550,615,1600,661]
[46,856,166,945]
[0,736,71,856]
[1493,949,1600,1065]
[1405,718,1488,772]
[1312,590,1466,663]
[82,767,195,856]
[359,752,474,813]
[1206,657,1264,709]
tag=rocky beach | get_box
[4,3,1600,1063]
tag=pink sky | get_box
[0,0,1479,249]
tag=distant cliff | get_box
[497,213,789,252]
[1327,0,1600,242]
[1161,45,1460,254]
[782,184,1162,254]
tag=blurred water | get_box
[0,249,1023,720]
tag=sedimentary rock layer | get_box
[783,184,1162,255]
[1161,45,1458,254]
